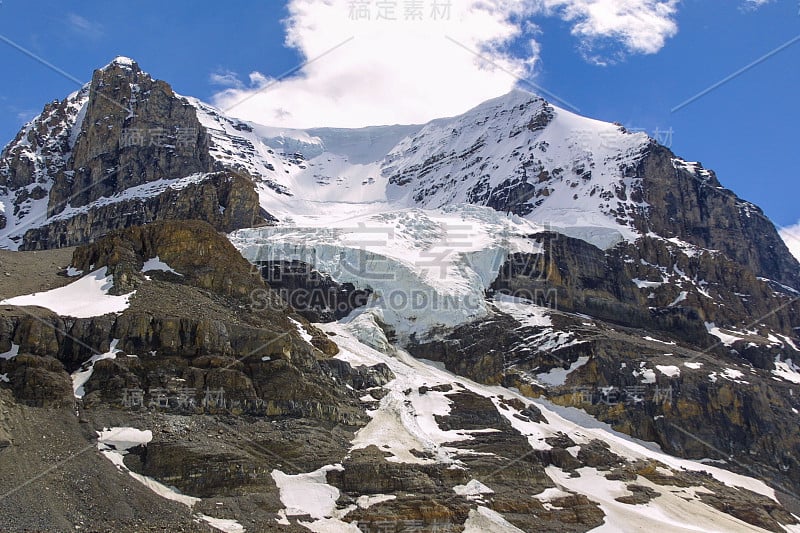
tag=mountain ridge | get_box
[1,57,797,290]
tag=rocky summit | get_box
[0,57,798,532]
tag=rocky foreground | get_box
[0,220,796,532]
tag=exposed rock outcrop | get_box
[635,145,800,289]
[0,58,266,250]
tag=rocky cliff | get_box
[0,58,266,251]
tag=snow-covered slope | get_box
[0,76,682,254]
[293,319,800,533]
[384,90,650,246]
[186,89,650,250]
[0,85,90,247]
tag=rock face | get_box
[634,145,800,289]
[410,227,800,500]
[71,219,266,297]
[50,59,213,213]
[0,58,266,250]
[0,220,361,421]
[489,232,799,341]
[20,170,265,250]
[255,259,372,322]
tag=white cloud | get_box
[209,70,245,89]
[210,0,680,128]
[741,0,773,9]
[541,0,679,64]
[779,222,800,262]
[66,13,103,39]
[15,110,37,123]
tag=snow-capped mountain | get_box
[3,57,795,285]
[1,57,800,532]
[188,86,650,249]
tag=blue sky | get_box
[0,0,798,231]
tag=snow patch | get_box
[462,506,524,533]
[633,363,656,384]
[537,356,590,387]
[533,486,572,502]
[668,291,688,307]
[196,515,245,533]
[633,279,663,289]
[72,339,123,398]
[644,336,676,346]
[722,368,748,383]
[66,267,83,277]
[772,357,800,384]
[142,256,182,276]
[356,494,396,509]
[1,267,133,318]
[655,365,680,378]
[271,464,344,520]
[494,294,552,327]
[0,343,19,360]
[289,317,313,343]
[453,479,495,500]
[105,56,136,68]
[705,322,744,347]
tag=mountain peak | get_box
[467,87,543,113]
[101,56,138,71]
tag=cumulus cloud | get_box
[779,223,800,262]
[541,0,679,64]
[211,0,680,128]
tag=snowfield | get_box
[71,339,124,398]
[0,267,134,318]
[191,89,652,254]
